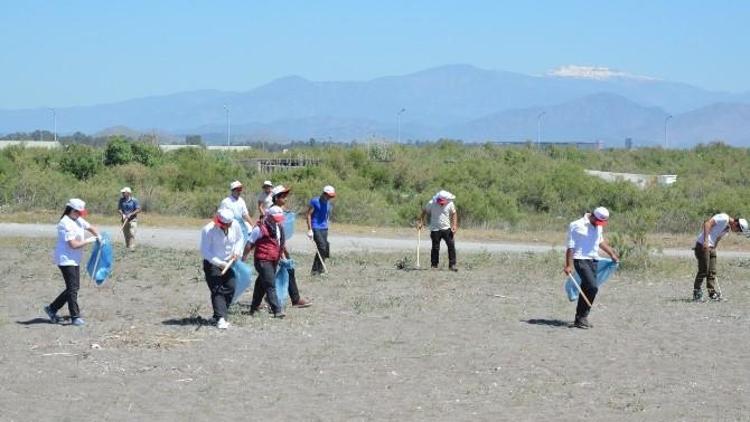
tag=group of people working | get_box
[41,182,748,330]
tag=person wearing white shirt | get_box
[564,207,619,329]
[200,208,244,329]
[693,213,749,301]
[418,190,458,271]
[45,198,100,327]
[256,180,274,216]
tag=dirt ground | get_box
[1,236,749,421]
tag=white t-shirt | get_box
[424,200,455,231]
[200,221,244,267]
[54,215,91,266]
[256,191,273,213]
[696,213,731,247]
[567,213,604,260]
[219,195,250,219]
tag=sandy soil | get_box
[1,235,749,421]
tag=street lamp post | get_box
[50,108,57,142]
[536,111,546,148]
[223,105,231,146]
[664,115,673,149]
[397,108,406,143]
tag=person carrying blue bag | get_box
[247,205,288,318]
[44,198,101,327]
[270,185,311,308]
[563,207,619,329]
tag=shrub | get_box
[60,144,101,180]
[104,136,133,166]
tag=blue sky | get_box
[1,0,748,108]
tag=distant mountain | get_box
[0,64,748,146]
[670,103,750,147]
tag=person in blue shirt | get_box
[306,185,336,275]
[118,187,141,249]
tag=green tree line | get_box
[1,137,748,236]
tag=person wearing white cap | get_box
[117,187,140,249]
[418,190,458,271]
[256,180,274,216]
[564,207,619,329]
[219,180,254,256]
[306,185,336,275]
[692,213,749,301]
[200,208,245,329]
[44,198,101,327]
[247,205,288,318]
[270,185,311,308]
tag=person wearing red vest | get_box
[248,205,287,318]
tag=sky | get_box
[1,0,749,109]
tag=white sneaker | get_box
[216,318,230,329]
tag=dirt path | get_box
[2,222,744,258]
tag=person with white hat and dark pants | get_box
[45,198,101,326]
[248,205,288,318]
[220,180,254,259]
[200,208,244,329]
[693,213,749,301]
[117,186,140,249]
[270,185,311,308]
[306,185,336,275]
[418,190,458,271]
[563,207,619,329]
[256,180,274,216]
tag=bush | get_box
[60,144,101,180]
[104,136,133,166]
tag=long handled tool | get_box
[310,237,328,273]
[220,257,236,276]
[567,273,592,307]
[416,227,422,268]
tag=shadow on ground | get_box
[522,318,571,328]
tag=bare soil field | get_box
[1,237,749,421]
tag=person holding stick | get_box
[44,198,101,326]
[306,185,336,276]
[563,207,619,329]
[117,187,140,249]
[200,208,244,329]
[248,205,288,318]
[271,185,311,308]
[418,190,458,271]
[692,213,749,301]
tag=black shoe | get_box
[574,316,593,329]
[449,266,458,272]
[708,291,723,301]
[248,307,259,316]
[693,289,704,302]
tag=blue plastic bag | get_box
[235,217,250,244]
[283,211,295,239]
[231,260,253,304]
[275,259,294,307]
[86,232,113,286]
[564,258,618,301]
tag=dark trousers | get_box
[203,260,236,319]
[693,243,718,292]
[252,260,282,314]
[287,268,300,304]
[574,259,598,318]
[312,229,329,274]
[430,229,456,267]
[50,265,80,319]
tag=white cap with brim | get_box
[217,208,235,224]
[266,205,284,216]
[263,180,273,187]
[271,185,290,197]
[66,198,86,212]
[229,180,243,190]
[593,207,610,226]
[739,218,749,236]
[434,190,456,202]
[120,187,132,193]
[323,185,336,196]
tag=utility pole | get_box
[536,111,546,148]
[397,108,406,143]
[223,105,231,146]
[664,115,673,148]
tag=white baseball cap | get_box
[738,218,749,235]
[66,198,86,212]
[262,180,273,187]
[593,207,610,226]
[217,208,235,224]
[436,190,455,201]
[323,185,336,197]
[266,205,284,216]
[120,186,132,194]
[271,185,291,197]
[229,180,243,190]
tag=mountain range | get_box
[2,64,750,147]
